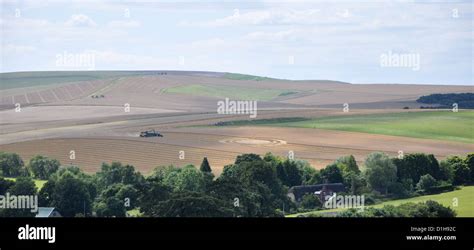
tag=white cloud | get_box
[180,9,324,27]
[0,17,51,30]
[2,44,36,54]
[65,14,97,27]
[243,30,296,42]
[107,20,141,29]
[83,50,173,69]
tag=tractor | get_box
[139,129,163,137]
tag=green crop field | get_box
[280,111,474,143]
[162,84,299,101]
[224,111,474,143]
[288,186,474,217]
[223,72,276,81]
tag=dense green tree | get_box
[206,177,250,216]
[308,171,323,185]
[337,201,456,218]
[139,181,171,216]
[154,165,206,192]
[344,172,367,195]
[335,155,360,174]
[28,155,60,180]
[38,180,55,207]
[206,177,278,217]
[148,191,235,217]
[417,93,474,109]
[0,177,15,195]
[219,157,290,216]
[276,160,302,187]
[444,155,465,165]
[390,178,415,198]
[439,156,466,185]
[0,152,25,177]
[200,158,214,186]
[175,165,206,192]
[234,153,262,164]
[320,163,344,183]
[452,162,470,185]
[294,160,317,185]
[0,177,37,217]
[220,164,238,180]
[116,184,139,209]
[389,182,411,199]
[49,173,92,217]
[200,157,212,173]
[392,153,441,184]
[263,152,284,165]
[53,165,88,179]
[422,200,457,217]
[439,161,454,183]
[232,160,284,196]
[93,183,138,216]
[96,162,144,189]
[465,153,474,182]
[416,174,437,191]
[333,155,365,193]
[364,152,397,194]
[94,196,126,217]
[7,177,37,195]
[299,193,322,210]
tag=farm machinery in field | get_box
[139,129,163,138]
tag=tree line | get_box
[417,93,474,109]
[0,151,472,217]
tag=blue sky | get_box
[1,0,473,85]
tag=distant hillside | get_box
[224,72,278,81]
[0,70,225,90]
[417,93,474,109]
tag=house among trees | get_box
[287,183,345,203]
[36,207,62,218]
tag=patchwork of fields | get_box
[218,111,474,143]
[162,84,301,101]
[0,71,473,176]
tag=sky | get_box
[0,0,473,85]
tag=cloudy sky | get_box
[1,0,472,85]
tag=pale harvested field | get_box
[0,138,237,175]
[0,107,390,143]
[0,80,110,107]
[0,105,179,125]
[1,125,472,175]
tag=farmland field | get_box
[220,111,474,144]
[1,71,473,175]
[223,72,276,81]
[0,70,473,221]
[161,84,300,101]
[0,71,156,90]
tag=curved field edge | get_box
[215,111,474,144]
[223,72,277,81]
[161,84,302,101]
[287,186,474,217]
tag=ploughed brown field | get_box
[1,71,472,175]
